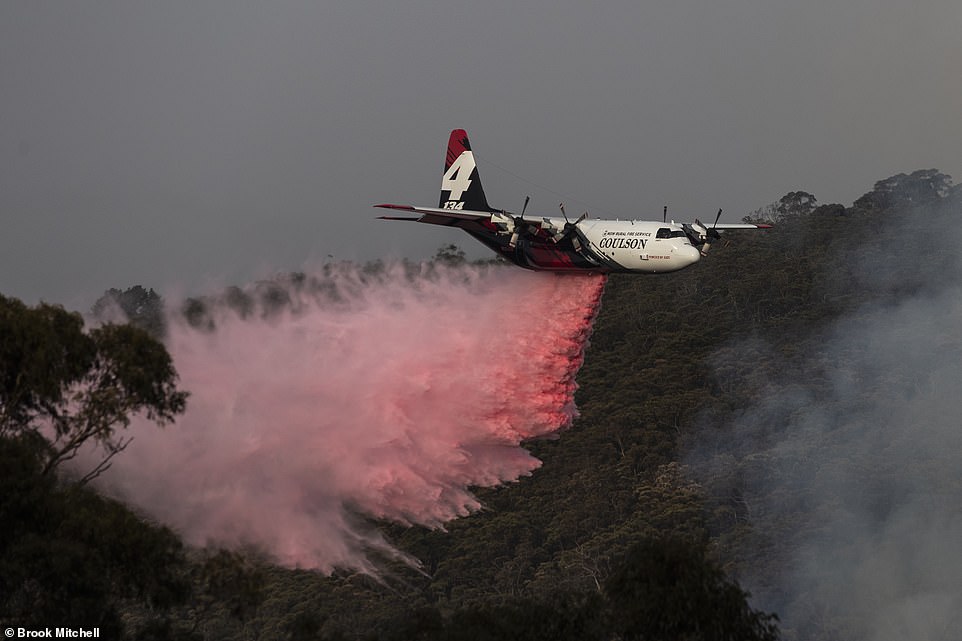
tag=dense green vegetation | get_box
[0,297,192,636]
[2,169,958,639]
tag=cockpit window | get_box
[656,228,687,239]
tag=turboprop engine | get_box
[683,208,723,256]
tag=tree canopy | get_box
[0,294,188,480]
[91,285,167,338]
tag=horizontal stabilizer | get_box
[374,203,493,222]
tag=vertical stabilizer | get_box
[439,129,491,212]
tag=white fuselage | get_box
[545,218,702,273]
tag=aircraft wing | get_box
[710,222,773,230]
[375,203,494,223]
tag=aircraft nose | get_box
[675,244,701,266]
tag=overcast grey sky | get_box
[2,1,960,306]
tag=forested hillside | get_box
[2,169,959,640]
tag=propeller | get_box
[698,208,723,256]
[552,203,588,250]
[508,195,531,248]
[683,208,725,256]
[558,204,589,227]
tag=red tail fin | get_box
[439,129,491,212]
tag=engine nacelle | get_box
[490,212,514,233]
[540,217,561,234]
[541,218,566,243]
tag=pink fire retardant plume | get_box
[84,264,606,572]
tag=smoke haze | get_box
[82,263,605,572]
[690,199,962,639]
[5,2,961,306]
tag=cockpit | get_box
[655,228,689,239]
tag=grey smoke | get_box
[689,197,962,640]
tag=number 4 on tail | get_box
[441,152,475,201]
